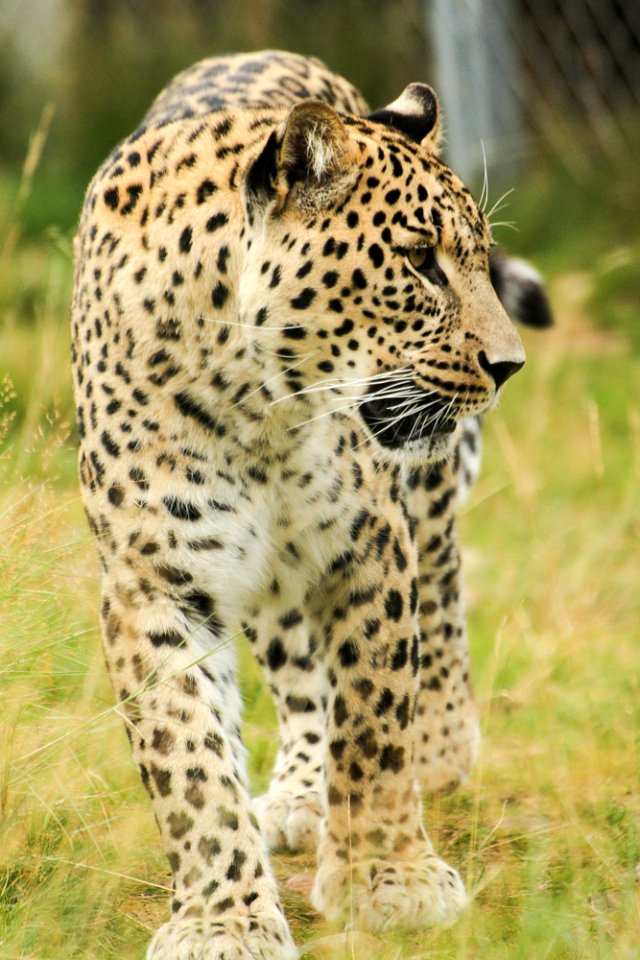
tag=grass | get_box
[0,155,639,959]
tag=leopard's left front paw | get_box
[312,850,467,931]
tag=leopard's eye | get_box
[407,246,431,271]
[406,245,448,287]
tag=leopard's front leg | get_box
[246,609,326,854]
[100,566,296,960]
[311,513,467,931]
[405,446,481,794]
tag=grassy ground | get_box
[0,160,638,959]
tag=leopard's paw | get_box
[252,788,323,853]
[312,851,466,932]
[147,912,297,960]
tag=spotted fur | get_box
[71,51,550,959]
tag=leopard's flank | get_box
[71,50,550,959]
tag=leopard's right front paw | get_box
[252,788,323,853]
[146,912,297,960]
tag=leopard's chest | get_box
[240,450,359,604]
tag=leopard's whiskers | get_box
[231,351,319,409]
[270,366,413,405]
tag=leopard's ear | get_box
[368,83,441,151]
[278,100,351,181]
[246,99,352,211]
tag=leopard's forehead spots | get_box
[344,120,490,258]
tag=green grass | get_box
[1,160,639,959]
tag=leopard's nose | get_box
[478,351,525,389]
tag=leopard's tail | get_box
[489,247,553,328]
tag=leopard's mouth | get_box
[359,380,457,450]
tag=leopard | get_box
[71,50,551,960]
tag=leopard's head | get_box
[240,85,524,461]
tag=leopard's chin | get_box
[403,431,455,463]
[369,429,457,467]
[358,380,458,462]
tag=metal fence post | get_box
[428,0,524,188]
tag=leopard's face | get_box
[240,97,524,462]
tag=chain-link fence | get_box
[428,0,640,184]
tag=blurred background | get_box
[1,4,639,959]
